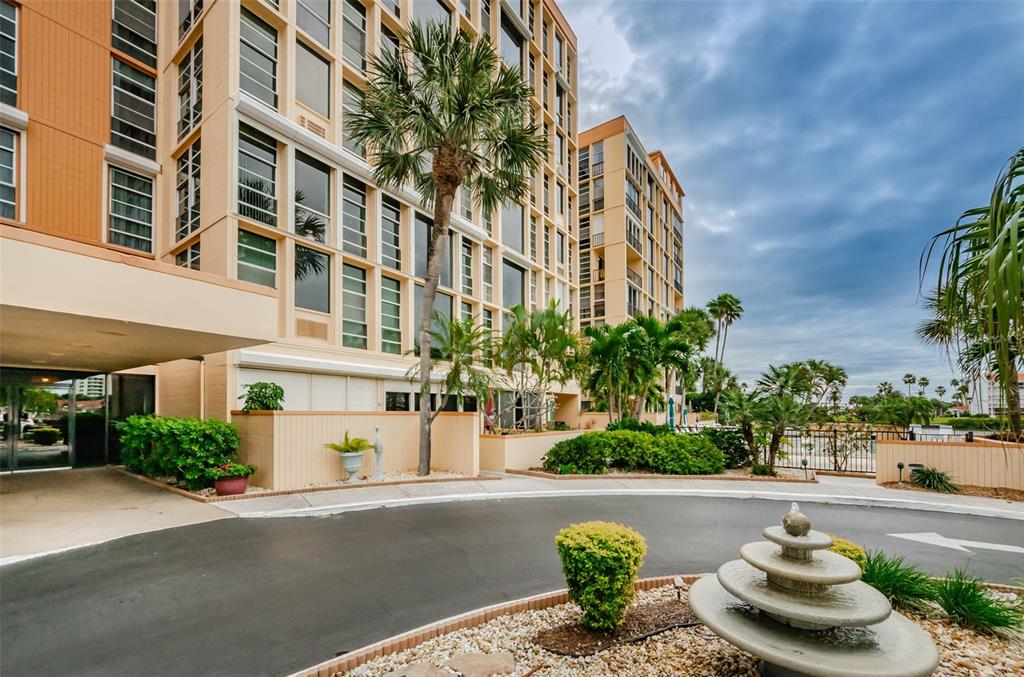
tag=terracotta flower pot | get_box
[214,475,249,496]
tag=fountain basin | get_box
[690,575,940,677]
[717,559,892,628]
[741,541,861,586]
[762,526,833,550]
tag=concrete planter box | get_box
[479,429,587,472]
[875,439,1024,490]
[232,411,481,491]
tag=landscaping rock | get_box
[386,663,449,677]
[445,651,515,676]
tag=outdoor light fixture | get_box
[801,458,808,479]
[674,576,684,600]
[897,461,905,488]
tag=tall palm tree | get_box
[408,312,492,415]
[935,385,947,399]
[582,324,632,423]
[628,314,708,418]
[673,307,715,420]
[922,147,1023,437]
[917,376,930,397]
[350,20,545,474]
[902,373,917,397]
[707,293,744,414]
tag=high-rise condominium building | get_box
[0,0,578,469]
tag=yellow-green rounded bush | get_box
[555,521,647,631]
[826,533,867,570]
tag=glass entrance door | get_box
[1,381,74,471]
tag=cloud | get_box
[561,0,1024,398]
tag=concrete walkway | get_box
[218,473,1024,521]
[0,467,229,564]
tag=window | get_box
[342,264,367,348]
[383,0,400,18]
[554,32,564,71]
[176,243,201,270]
[385,391,409,411]
[238,230,277,287]
[461,301,472,321]
[529,216,537,261]
[502,259,524,309]
[543,226,550,266]
[295,245,330,312]
[460,186,472,220]
[415,0,451,24]
[177,38,203,138]
[176,139,201,240]
[237,123,278,226]
[500,14,522,69]
[480,0,490,36]
[415,212,430,278]
[108,167,153,252]
[501,200,523,252]
[342,175,367,256]
[381,276,402,354]
[341,80,364,155]
[482,246,493,302]
[542,72,549,109]
[342,0,366,70]
[381,25,400,58]
[528,54,535,91]
[482,309,493,365]
[179,0,203,37]
[296,43,330,117]
[441,232,454,288]
[294,152,330,242]
[297,0,330,47]
[240,8,278,108]
[0,1,13,106]
[380,195,401,270]
[557,182,565,215]
[0,127,15,219]
[529,270,536,308]
[461,240,473,295]
[413,285,452,352]
[113,0,157,67]
[543,174,550,215]
[592,177,604,211]
[460,0,471,18]
[111,59,156,159]
[557,232,565,265]
[591,140,604,174]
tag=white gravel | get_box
[343,585,1023,677]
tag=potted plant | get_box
[324,432,374,484]
[240,382,285,411]
[207,463,257,496]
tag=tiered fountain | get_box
[689,503,939,677]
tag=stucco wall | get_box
[479,430,587,472]
[876,440,1024,490]
[233,411,480,490]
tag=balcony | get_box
[626,268,643,288]
[590,161,604,176]
[625,194,641,219]
[591,232,605,248]
[674,279,684,294]
[626,231,643,256]
[627,303,641,318]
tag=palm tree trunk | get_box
[417,186,456,476]
[713,323,729,415]
[1008,374,1022,438]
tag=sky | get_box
[559,0,1024,398]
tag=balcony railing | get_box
[626,231,642,254]
[626,268,642,287]
[625,194,641,219]
[674,279,684,294]
[590,161,604,176]
[580,306,592,319]
[591,232,605,247]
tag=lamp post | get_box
[800,458,808,480]
[897,461,905,488]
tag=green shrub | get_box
[555,521,647,631]
[933,569,1024,633]
[751,463,773,476]
[699,427,749,469]
[860,551,937,612]
[30,427,62,445]
[240,381,284,411]
[547,421,572,431]
[606,417,674,436]
[543,432,613,474]
[118,415,241,490]
[604,430,657,471]
[911,466,960,493]
[825,533,867,570]
[650,434,725,475]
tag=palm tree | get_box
[350,20,545,473]
[408,313,493,416]
[707,293,744,413]
[935,385,947,399]
[582,324,632,423]
[672,307,715,420]
[922,147,1023,437]
[877,381,894,396]
[917,376,930,398]
[719,388,761,465]
[902,373,917,397]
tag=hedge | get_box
[556,521,647,630]
[606,417,675,436]
[117,415,241,490]
[542,430,725,476]
[698,427,749,469]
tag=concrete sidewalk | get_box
[217,473,1024,521]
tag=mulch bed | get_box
[533,599,700,657]
[881,481,1024,502]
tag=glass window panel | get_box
[113,0,157,67]
[0,1,14,106]
[414,0,451,24]
[177,37,203,139]
[297,0,331,47]
[381,276,402,354]
[237,123,278,226]
[342,80,364,155]
[0,127,15,219]
[502,259,524,309]
[342,175,367,256]
[295,245,330,312]
[176,139,201,240]
[415,212,430,278]
[175,243,201,270]
[342,0,366,70]
[381,195,402,270]
[294,151,330,242]
[108,167,153,252]
[240,8,278,108]
[501,200,523,252]
[179,0,203,37]
[500,14,522,69]
[238,229,276,287]
[342,264,367,348]
[296,42,330,117]
[111,59,156,159]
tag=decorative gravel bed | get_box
[343,584,1023,677]
[880,481,1024,503]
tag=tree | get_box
[627,313,708,418]
[494,302,578,430]
[707,293,744,414]
[917,376,930,398]
[922,146,1023,438]
[350,20,545,473]
[719,388,760,465]
[935,385,946,399]
[407,313,492,419]
[581,323,633,424]
[672,307,715,420]
[902,373,917,397]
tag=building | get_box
[0,0,580,471]
[577,116,685,329]
[971,373,1024,417]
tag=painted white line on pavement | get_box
[231,488,1024,521]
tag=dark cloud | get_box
[563,0,1024,396]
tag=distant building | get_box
[974,373,1024,416]
[73,375,106,400]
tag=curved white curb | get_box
[237,488,1024,521]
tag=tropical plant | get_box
[932,568,1024,633]
[555,521,647,631]
[206,463,256,480]
[706,293,744,414]
[324,431,374,455]
[917,376,930,397]
[349,19,545,473]
[117,415,241,490]
[860,551,937,613]
[903,373,917,397]
[718,388,761,465]
[581,323,635,424]
[240,382,284,411]
[922,147,1023,438]
[408,312,493,421]
[700,424,750,469]
[911,466,960,494]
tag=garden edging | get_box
[506,468,819,483]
